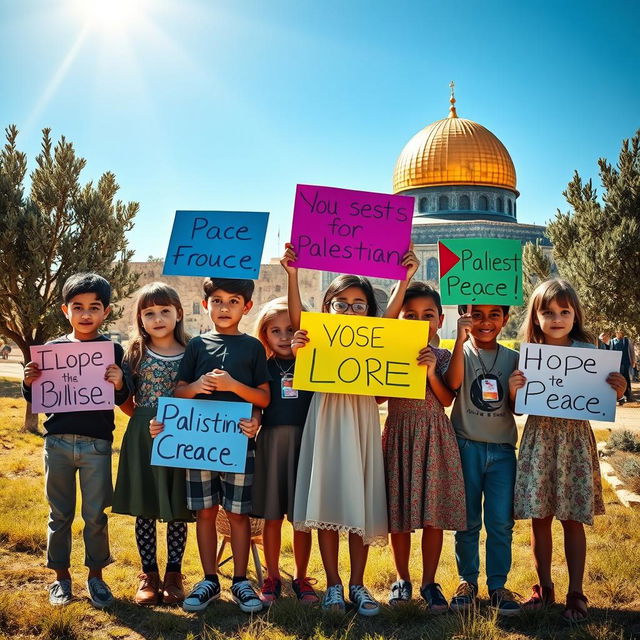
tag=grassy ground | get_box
[0,378,639,640]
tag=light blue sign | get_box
[163,210,269,279]
[151,397,251,473]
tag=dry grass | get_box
[0,377,639,639]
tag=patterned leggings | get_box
[135,517,187,573]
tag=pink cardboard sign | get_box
[290,184,414,280]
[29,342,115,413]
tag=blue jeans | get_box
[454,437,516,591]
[44,434,114,570]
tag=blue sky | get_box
[1,0,639,262]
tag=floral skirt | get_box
[514,415,604,525]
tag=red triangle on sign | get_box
[438,241,460,277]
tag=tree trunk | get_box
[22,402,40,434]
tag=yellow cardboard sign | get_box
[293,311,429,399]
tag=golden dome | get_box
[392,104,517,195]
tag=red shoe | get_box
[292,577,320,604]
[260,576,282,604]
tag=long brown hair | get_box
[254,296,307,359]
[125,282,190,375]
[520,278,594,344]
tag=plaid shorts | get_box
[186,447,255,514]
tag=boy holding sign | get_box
[444,303,521,616]
[22,273,131,608]
[151,277,269,613]
[509,279,625,622]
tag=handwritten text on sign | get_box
[292,312,429,399]
[151,397,251,473]
[514,343,622,422]
[438,238,522,305]
[163,210,269,279]
[290,184,414,280]
[29,342,115,413]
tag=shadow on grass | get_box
[105,597,640,640]
[0,377,22,399]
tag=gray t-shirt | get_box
[450,341,519,445]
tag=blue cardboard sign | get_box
[151,397,251,473]
[163,210,269,278]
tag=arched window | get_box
[427,257,438,282]
[419,197,427,213]
[507,200,513,215]
[438,195,449,211]
[478,195,488,211]
[459,194,470,209]
[496,197,503,212]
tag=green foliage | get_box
[546,129,640,335]
[0,125,139,363]
[607,429,640,453]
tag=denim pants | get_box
[454,437,516,591]
[43,434,114,570]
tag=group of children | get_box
[22,247,627,623]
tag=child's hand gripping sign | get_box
[29,342,115,413]
[292,312,429,399]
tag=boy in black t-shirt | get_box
[22,273,131,608]
[151,277,270,613]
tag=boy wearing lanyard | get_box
[444,305,521,616]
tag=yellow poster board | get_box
[293,311,429,399]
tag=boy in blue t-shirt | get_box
[22,273,131,608]
[151,277,270,613]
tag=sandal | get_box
[522,583,555,610]
[563,591,588,623]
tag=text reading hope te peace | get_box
[307,323,410,387]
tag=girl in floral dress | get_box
[382,281,466,611]
[113,283,194,606]
[509,279,626,622]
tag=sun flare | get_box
[74,0,148,31]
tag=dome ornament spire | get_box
[448,80,458,118]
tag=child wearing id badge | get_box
[444,304,522,616]
[251,298,318,604]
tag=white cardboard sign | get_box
[515,343,622,422]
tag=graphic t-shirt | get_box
[450,341,519,445]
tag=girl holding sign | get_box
[252,297,318,604]
[281,243,417,616]
[113,283,195,606]
[509,279,626,622]
[382,281,466,611]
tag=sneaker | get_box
[420,582,448,614]
[86,577,114,609]
[259,576,282,605]
[292,577,319,604]
[49,579,72,606]
[182,579,220,612]
[348,584,380,617]
[322,584,345,612]
[162,572,186,605]
[388,579,412,605]
[231,579,263,613]
[450,581,478,612]
[489,587,522,616]
[134,571,161,606]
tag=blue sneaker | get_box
[489,587,522,616]
[420,582,448,614]
[86,577,114,609]
[182,579,220,612]
[231,579,263,613]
